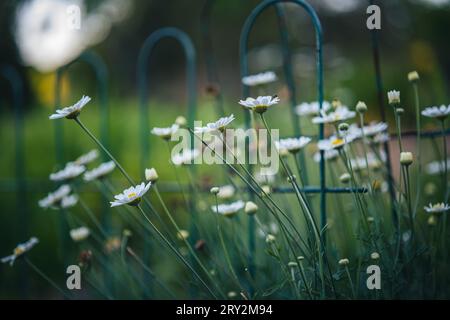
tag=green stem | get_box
[136,205,218,299]
[24,257,71,299]
[413,83,422,216]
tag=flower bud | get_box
[227,291,237,298]
[339,172,351,183]
[400,152,413,166]
[210,187,220,195]
[408,71,420,83]
[145,168,159,182]
[297,256,305,261]
[332,99,341,109]
[338,122,349,132]
[370,252,380,260]
[177,230,189,241]
[356,101,368,114]
[175,116,187,127]
[265,234,276,244]
[387,90,400,107]
[338,258,349,266]
[288,261,298,268]
[244,201,258,215]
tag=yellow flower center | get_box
[128,192,137,199]
[14,247,25,256]
[332,138,344,146]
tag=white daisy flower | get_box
[217,185,235,200]
[363,122,388,137]
[70,227,90,242]
[317,137,346,151]
[110,182,152,207]
[387,90,400,106]
[242,71,277,87]
[254,170,276,184]
[350,153,382,171]
[50,163,86,181]
[373,132,390,144]
[313,149,340,162]
[426,159,450,175]
[194,114,235,133]
[84,161,116,181]
[171,149,200,166]
[61,194,79,209]
[295,101,331,117]
[275,137,311,153]
[38,184,71,209]
[421,105,450,120]
[312,106,356,124]
[1,237,39,266]
[211,200,245,218]
[424,202,450,214]
[238,95,280,114]
[49,95,91,120]
[73,149,99,166]
[345,123,363,142]
[151,124,179,140]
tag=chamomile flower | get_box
[73,149,99,166]
[61,194,79,209]
[50,163,86,181]
[373,132,390,144]
[1,237,39,266]
[312,106,356,124]
[49,95,91,120]
[313,149,340,162]
[217,185,235,200]
[275,137,311,154]
[317,136,346,151]
[242,71,277,87]
[83,161,116,181]
[110,182,151,207]
[38,184,71,209]
[421,105,450,120]
[194,114,235,133]
[295,101,331,117]
[387,90,400,106]
[238,95,280,114]
[151,124,179,140]
[424,203,450,214]
[211,200,245,218]
[362,122,388,137]
[171,149,200,166]
[426,159,450,175]
[70,227,90,242]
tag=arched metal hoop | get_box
[137,27,196,169]
[239,0,327,229]
[54,51,109,164]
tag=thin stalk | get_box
[24,257,71,299]
[441,119,448,201]
[136,205,218,298]
[412,82,422,216]
[344,265,356,299]
[153,184,226,298]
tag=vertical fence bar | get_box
[274,4,309,185]
[137,27,197,169]
[368,0,398,231]
[240,0,325,277]
[0,64,28,297]
[137,27,197,297]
